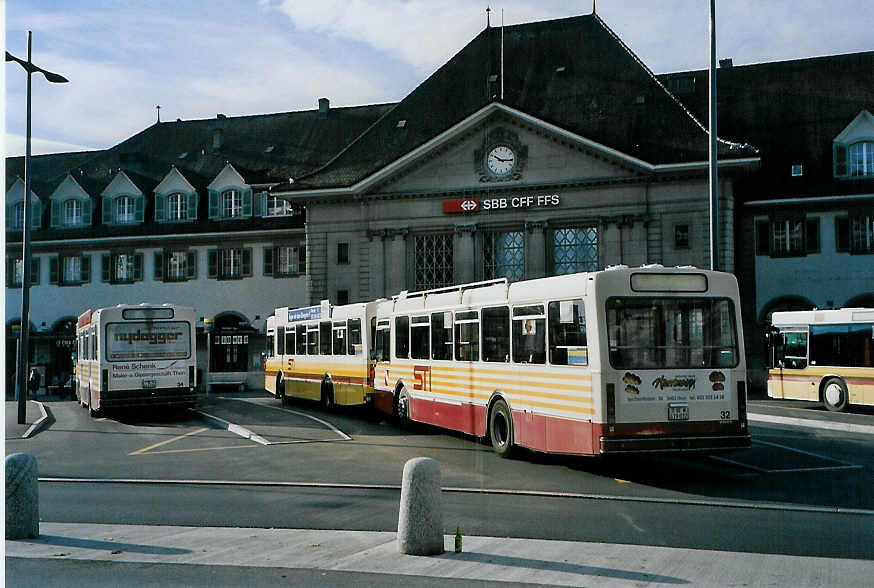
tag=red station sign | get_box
[442,198,480,214]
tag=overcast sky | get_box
[4,0,872,157]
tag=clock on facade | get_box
[486,145,516,177]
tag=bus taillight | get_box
[737,380,747,429]
[606,383,616,425]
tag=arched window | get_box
[12,202,25,230]
[168,193,187,221]
[63,199,81,226]
[116,196,134,223]
[848,141,874,177]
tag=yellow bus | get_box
[372,265,750,457]
[767,308,874,411]
[75,303,198,416]
[264,300,380,408]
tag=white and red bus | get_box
[767,308,874,411]
[372,265,750,456]
[75,303,198,415]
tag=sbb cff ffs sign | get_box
[443,198,480,214]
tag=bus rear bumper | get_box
[100,388,199,409]
[599,433,751,454]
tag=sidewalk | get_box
[6,523,872,587]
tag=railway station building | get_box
[6,11,873,394]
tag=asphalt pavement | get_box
[6,395,874,587]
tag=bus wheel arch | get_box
[487,394,514,458]
[821,376,849,412]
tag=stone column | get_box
[387,229,408,294]
[368,229,386,299]
[525,220,547,279]
[454,224,476,285]
[602,220,622,267]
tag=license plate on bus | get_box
[668,403,689,421]
[143,379,157,389]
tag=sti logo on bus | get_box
[115,330,182,345]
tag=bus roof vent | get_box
[640,264,664,269]
[674,265,696,269]
[606,264,629,271]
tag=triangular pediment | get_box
[155,166,196,196]
[207,163,248,191]
[50,174,91,202]
[835,110,874,143]
[101,170,143,198]
[5,177,40,204]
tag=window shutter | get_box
[30,258,40,285]
[134,195,145,222]
[242,248,252,276]
[81,255,91,283]
[51,200,61,228]
[49,257,59,284]
[154,194,166,222]
[242,188,253,218]
[6,257,13,286]
[754,220,770,256]
[102,196,113,225]
[81,198,92,226]
[263,246,274,276]
[154,252,164,281]
[208,249,218,278]
[208,190,220,219]
[834,143,848,178]
[5,205,10,230]
[187,251,197,279]
[187,192,198,220]
[132,253,143,281]
[835,217,850,252]
[101,254,111,282]
[255,192,266,217]
[31,200,42,229]
[805,218,820,253]
[299,243,306,274]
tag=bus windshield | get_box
[607,297,738,369]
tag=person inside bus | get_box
[523,320,537,362]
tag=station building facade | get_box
[6,12,873,394]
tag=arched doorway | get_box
[207,312,257,391]
[758,295,816,326]
[48,318,77,397]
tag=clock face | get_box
[486,145,516,177]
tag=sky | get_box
[4,0,873,157]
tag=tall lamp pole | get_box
[708,0,719,271]
[7,32,68,424]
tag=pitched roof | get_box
[292,13,752,190]
[659,51,874,200]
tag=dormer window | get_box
[12,203,25,230]
[64,199,82,226]
[168,192,188,221]
[266,194,293,217]
[848,142,874,177]
[116,196,135,223]
[222,189,242,218]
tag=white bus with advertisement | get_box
[372,265,750,456]
[75,303,198,415]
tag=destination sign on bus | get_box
[288,306,322,322]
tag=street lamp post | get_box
[7,31,68,424]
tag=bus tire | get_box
[489,399,514,458]
[321,383,334,411]
[822,377,849,412]
[395,387,411,429]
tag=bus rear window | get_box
[105,321,190,361]
[606,297,738,369]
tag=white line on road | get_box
[748,412,874,436]
[710,438,864,474]
[218,396,353,441]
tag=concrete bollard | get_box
[397,457,443,555]
[6,453,39,539]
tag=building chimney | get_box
[719,58,733,68]
[318,97,330,119]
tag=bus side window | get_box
[410,316,430,360]
[296,324,307,355]
[482,306,510,362]
[430,312,453,360]
[512,305,545,364]
[395,316,410,359]
[454,311,480,362]
[376,321,391,361]
[776,330,808,369]
[277,326,285,356]
[307,325,319,355]
[320,322,332,355]
[348,318,362,356]
[285,328,295,356]
[548,300,587,366]
[266,333,274,356]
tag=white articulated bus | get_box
[372,265,750,456]
[75,304,198,415]
[767,308,874,411]
[264,300,380,408]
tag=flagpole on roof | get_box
[708,0,720,271]
[500,9,504,101]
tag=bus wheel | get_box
[321,384,334,411]
[396,388,411,429]
[822,377,849,412]
[489,399,514,458]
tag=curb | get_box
[193,409,270,445]
[22,401,53,439]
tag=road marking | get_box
[213,396,353,442]
[748,412,874,436]
[137,445,260,455]
[193,410,271,445]
[129,427,208,456]
[36,477,874,516]
[615,479,631,484]
[709,438,863,474]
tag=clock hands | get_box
[492,156,514,162]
